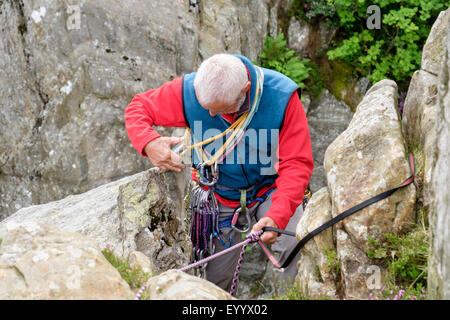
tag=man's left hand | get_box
[251,217,279,244]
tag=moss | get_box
[328,59,359,111]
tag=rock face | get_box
[398,7,450,300]
[0,0,269,219]
[0,168,191,273]
[306,89,354,192]
[296,79,416,300]
[421,9,450,76]
[428,15,450,300]
[142,269,234,300]
[0,221,133,299]
[295,187,339,299]
[402,8,450,212]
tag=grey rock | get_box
[318,79,416,300]
[0,167,192,273]
[288,17,310,54]
[142,269,234,300]
[0,221,133,299]
[421,8,450,76]
[0,0,269,219]
[428,18,450,300]
[306,89,354,192]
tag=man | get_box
[125,54,313,292]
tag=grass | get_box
[365,209,429,300]
[101,245,153,299]
[271,279,331,300]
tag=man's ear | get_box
[241,81,251,94]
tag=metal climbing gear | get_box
[196,162,219,187]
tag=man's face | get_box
[200,81,251,117]
[204,98,242,117]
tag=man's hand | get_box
[251,216,279,244]
[144,136,185,172]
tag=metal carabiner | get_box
[231,206,252,233]
[196,162,219,187]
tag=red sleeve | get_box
[124,77,187,156]
[264,91,314,230]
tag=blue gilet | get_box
[182,55,299,201]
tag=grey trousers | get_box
[205,190,304,292]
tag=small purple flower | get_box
[390,290,394,295]
[421,289,425,294]
[369,293,374,300]
[399,289,405,297]
[394,295,399,300]
[105,243,111,249]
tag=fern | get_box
[257,33,312,89]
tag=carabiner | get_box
[231,206,252,233]
[196,162,219,187]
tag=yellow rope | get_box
[180,112,249,165]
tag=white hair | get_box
[194,54,248,107]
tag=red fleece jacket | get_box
[124,77,313,230]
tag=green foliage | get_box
[325,0,449,87]
[257,33,312,89]
[287,0,449,92]
[288,0,337,22]
[324,248,340,274]
[101,246,152,290]
[271,279,331,300]
[271,280,310,300]
[365,225,429,299]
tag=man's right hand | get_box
[144,136,185,172]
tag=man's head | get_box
[194,54,251,117]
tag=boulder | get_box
[402,70,438,211]
[307,89,354,192]
[297,79,416,300]
[295,187,339,299]
[421,8,450,76]
[0,168,191,273]
[142,269,234,300]
[428,19,450,300]
[0,221,133,299]
[402,8,450,212]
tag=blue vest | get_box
[182,55,299,201]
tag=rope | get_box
[134,230,263,300]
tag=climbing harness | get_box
[134,152,415,299]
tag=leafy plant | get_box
[101,245,152,290]
[324,248,340,274]
[365,225,429,299]
[325,0,449,89]
[257,33,312,89]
